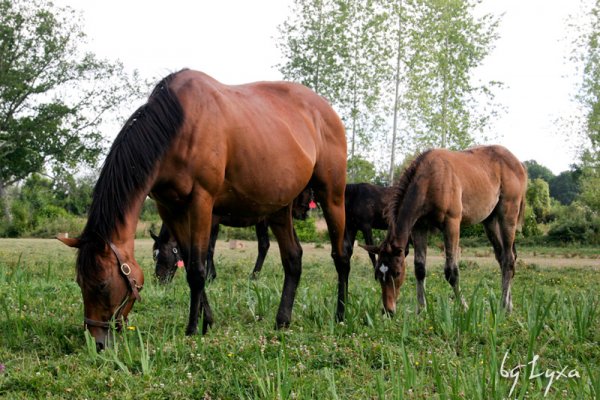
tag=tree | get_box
[0,0,144,220]
[399,0,501,151]
[526,178,551,223]
[277,0,391,168]
[523,160,555,183]
[572,0,600,211]
[346,156,377,183]
[550,168,581,205]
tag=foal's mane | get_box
[385,150,433,227]
[77,70,186,280]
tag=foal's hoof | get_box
[249,271,260,280]
[185,325,198,336]
[275,318,291,330]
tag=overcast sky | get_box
[55,0,589,174]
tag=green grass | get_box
[0,239,598,399]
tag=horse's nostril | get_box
[96,342,105,352]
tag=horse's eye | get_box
[153,249,159,260]
[172,248,178,254]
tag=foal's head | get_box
[151,229,183,284]
[360,241,408,314]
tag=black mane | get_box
[77,70,186,282]
[385,150,433,228]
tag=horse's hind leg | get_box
[412,227,428,313]
[497,203,521,313]
[443,218,468,309]
[251,220,270,279]
[206,219,219,281]
[268,207,303,328]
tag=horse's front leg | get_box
[443,219,468,310]
[412,227,428,313]
[316,187,349,322]
[181,192,215,335]
[268,207,303,328]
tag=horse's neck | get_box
[391,194,424,247]
[110,193,146,251]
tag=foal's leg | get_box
[497,204,521,313]
[268,207,303,328]
[412,227,428,313]
[443,218,468,309]
[362,227,377,269]
[251,220,270,279]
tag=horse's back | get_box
[419,145,526,224]
[345,183,391,230]
[157,70,346,217]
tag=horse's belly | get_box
[460,192,499,225]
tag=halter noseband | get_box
[83,239,143,330]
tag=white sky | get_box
[55,0,589,174]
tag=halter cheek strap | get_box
[107,241,143,301]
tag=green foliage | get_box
[399,0,502,151]
[0,174,89,237]
[294,216,319,242]
[347,156,376,183]
[522,205,542,238]
[527,178,551,223]
[277,0,390,160]
[524,160,555,182]
[0,0,144,191]
[549,168,581,205]
[547,202,600,245]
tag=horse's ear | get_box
[359,243,380,255]
[57,236,81,248]
[150,230,159,242]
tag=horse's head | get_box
[292,188,314,220]
[58,236,144,351]
[151,229,183,284]
[360,241,408,314]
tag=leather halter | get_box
[83,240,143,330]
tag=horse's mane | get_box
[384,150,433,227]
[77,70,186,282]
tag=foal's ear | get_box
[150,230,159,242]
[359,244,380,255]
[57,236,81,248]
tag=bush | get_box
[547,202,600,245]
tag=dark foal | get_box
[152,189,313,283]
[343,183,394,268]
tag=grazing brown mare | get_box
[59,69,348,350]
[343,183,394,268]
[362,145,527,315]
[152,188,313,283]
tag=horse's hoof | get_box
[185,325,198,336]
[275,318,290,330]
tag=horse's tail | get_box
[517,162,527,231]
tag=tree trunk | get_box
[0,181,12,224]
[389,6,403,186]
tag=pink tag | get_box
[176,260,184,268]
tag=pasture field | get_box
[0,238,599,399]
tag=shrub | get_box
[547,202,600,245]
